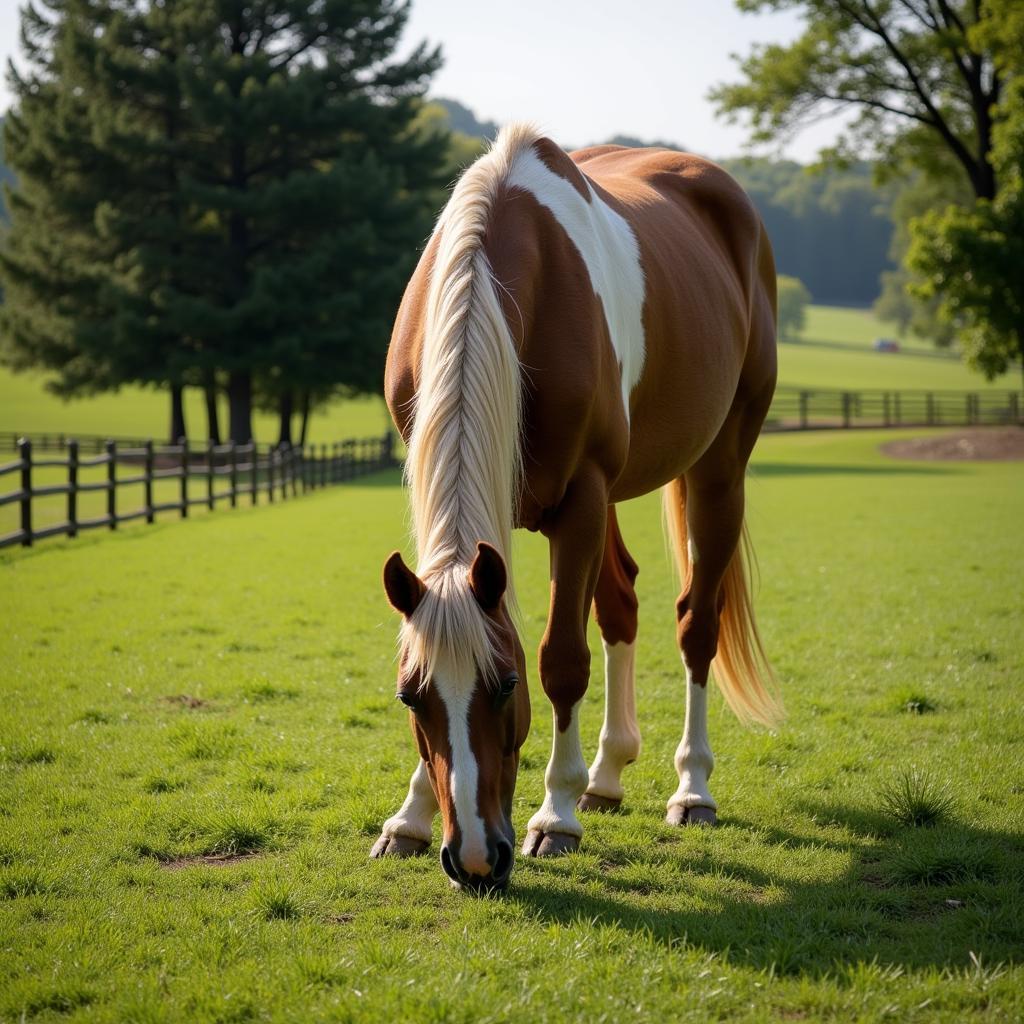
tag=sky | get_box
[0,0,846,162]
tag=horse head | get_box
[383,542,530,890]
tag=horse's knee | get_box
[539,636,590,726]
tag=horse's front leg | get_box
[523,467,608,858]
[370,758,438,858]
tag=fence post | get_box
[68,439,79,538]
[1010,391,1020,424]
[320,444,328,488]
[841,392,852,429]
[798,391,808,429]
[268,445,275,503]
[229,442,238,508]
[144,440,154,524]
[883,392,891,427]
[19,438,32,547]
[106,440,117,530]
[207,440,215,511]
[251,441,258,506]
[926,393,935,426]
[179,437,189,518]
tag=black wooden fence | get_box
[765,386,1020,431]
[0,434,394,550]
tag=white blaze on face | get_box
[432,655,490,876]
[507,147,646,422]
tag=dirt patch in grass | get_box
[881,427,1024,461]
[162,694,208,709]
[160,852,262,870]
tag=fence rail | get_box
[765,386,1020,431]
[0,434,394,550]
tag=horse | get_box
[374,123,782,890]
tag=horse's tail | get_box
[663,477,783,728]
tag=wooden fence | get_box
[0,434,394,550]
[765,386,1020,431]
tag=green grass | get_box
[2,429,1022,1021]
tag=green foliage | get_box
[0,0,447,441]
[907,0,1024,385]
[873,173,970,347]
[1,431,1023,1019]
[714,2,1001,200]
[776,275,811,340]
[722,157,894,305]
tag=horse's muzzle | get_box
[440,837,514,892]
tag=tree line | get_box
[1,0,450,444]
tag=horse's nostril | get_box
[492,840,514,883]
[440,844,465,883]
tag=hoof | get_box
[666,805,718,827]
[369,833,430,859]
[521,830,580,858]
[577,792,622,814]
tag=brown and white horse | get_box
[375,124,782,890]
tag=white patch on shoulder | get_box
[507,147,646,422]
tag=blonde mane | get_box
[400,123,537,686]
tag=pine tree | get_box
[2,0,446,443]
[157,0,446,442]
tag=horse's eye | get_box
[396,691,419,711]
[499,673,519,696]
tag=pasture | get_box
[2,428,1022,1022]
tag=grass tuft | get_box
[242,682,299,702]
[78,708,112,724]
[879,766,955,827]
[2,743,57,766]
[899,693,937,715]
[0,866,60,899]
[891,842,998,886]
[250,879,303,920]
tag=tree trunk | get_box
[298,390,312,447]
[227,370,253,444]
[204,373,221,444]
[169,382,186,443]
[278,391,294,447]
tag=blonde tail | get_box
[663,478,783,728]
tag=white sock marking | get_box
[527,701,589,839]
[507,148,646,421]
[586,640,641,800]
[668,657,717,813]
[381,759,438,843]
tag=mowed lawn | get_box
[2,428,1022,1022]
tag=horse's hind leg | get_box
[665,391,770,826]
[370,759,437,858]
[578,505,641,813]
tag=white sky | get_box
[0,0,847,162]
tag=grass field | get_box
[2,428,1022,1022]
[1,306,1017,450]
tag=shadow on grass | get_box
[509,804,1024,976]
[749,462,957,477]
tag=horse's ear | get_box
[469,542,507,613]
[383,551,425,617]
